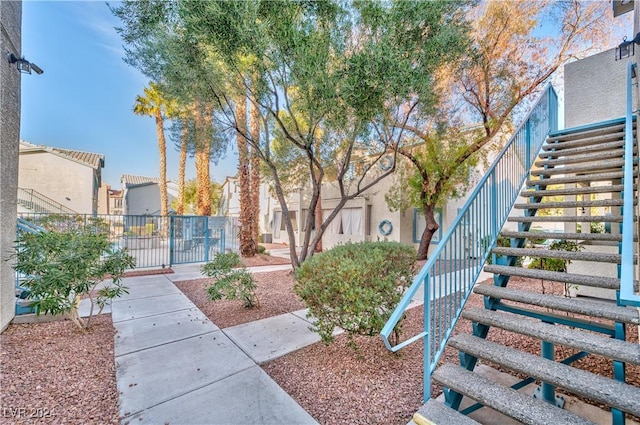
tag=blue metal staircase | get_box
[382,64,640,424]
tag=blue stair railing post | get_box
[169,216,175,266]
[380,84,558,403]
[620,60,640,307]
[204,216,210,263]
[423,270,432,402]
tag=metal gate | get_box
[169,216,235,265]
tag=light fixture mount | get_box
[6,52,43,74]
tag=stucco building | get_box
[18,141,105,215]
[1,1,22,331]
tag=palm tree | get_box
[193,99,213,216]
[236,93,257,257]
[174,103,194,216]
[133,82,176,228]
[250,98,261,246]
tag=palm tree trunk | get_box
[194,100,211,216]
[250,99,261,245]
[177,118,188,215]
[155,111,169,237]
[237,94,256,257]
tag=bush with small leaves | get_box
[294,241,415,349]
[202,252,258,308]
[14,226,135,331]
[528,240,582,272]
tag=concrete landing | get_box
[112,273,318,425]
[223,309,342,364]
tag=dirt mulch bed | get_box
[240,253,291,267]
[0,315,119,425]
[174,269,304,329]
[263,276,640,425]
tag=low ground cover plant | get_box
[294,241,416,349]
[14,226,135,330]
[202,252,258,308]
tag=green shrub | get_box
[14,227,135,330]
[528,240,582,272]
[590,222,605,234]
[294,241,415,349]
[257,244,269,255]
[202,252,258,308]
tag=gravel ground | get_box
[262,276,640,425]
[0,314,119,425]
[2,255,638,425]
[241,253,292,267]
[174,269,305,329]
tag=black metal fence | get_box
[17,213,240,269]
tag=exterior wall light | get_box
[616,33,640,61]
[6,52,43,74]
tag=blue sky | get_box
[20,1,238,189]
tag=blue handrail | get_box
[17,217,45,234]
[380,84,558,402]
[620,61,640,307]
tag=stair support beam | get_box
[459,348,590,417]
[535,328,565,408]
[612,321,627,425]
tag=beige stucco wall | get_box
[564,48,636,128]
[125,184,160,215]
[1,1,22,332]
[266,168,467,257]
[97,184,109,214]
[19,150,96,214]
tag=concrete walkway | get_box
[111,264,318,425]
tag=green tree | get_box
[172,179,221,215]
[133,82,177,223]
[113,0,469,268]
[182,0,469,268]
[14,227,135,331]
[388,0,614,260]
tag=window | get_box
[288,211,298,231]
[272,210,297,237]
[325,208,363,235]
[413,208,442,243]
[272,211,282,238]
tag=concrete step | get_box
[499,230,624,242]
[432,363,596,425]
[530,159,625,177]
[462,307,640,366]
[448,334,640,417]
[491,246,622,263]
[521,184,627,197]
[546,123,626,143]
[473,284,640,325]
[526,172,625,187]
[535,149,625,168]
[513,198,626,210]
[539,139,627,159]
[508,215,626,223]
[483,264,629,291]
[413,399,480,425]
